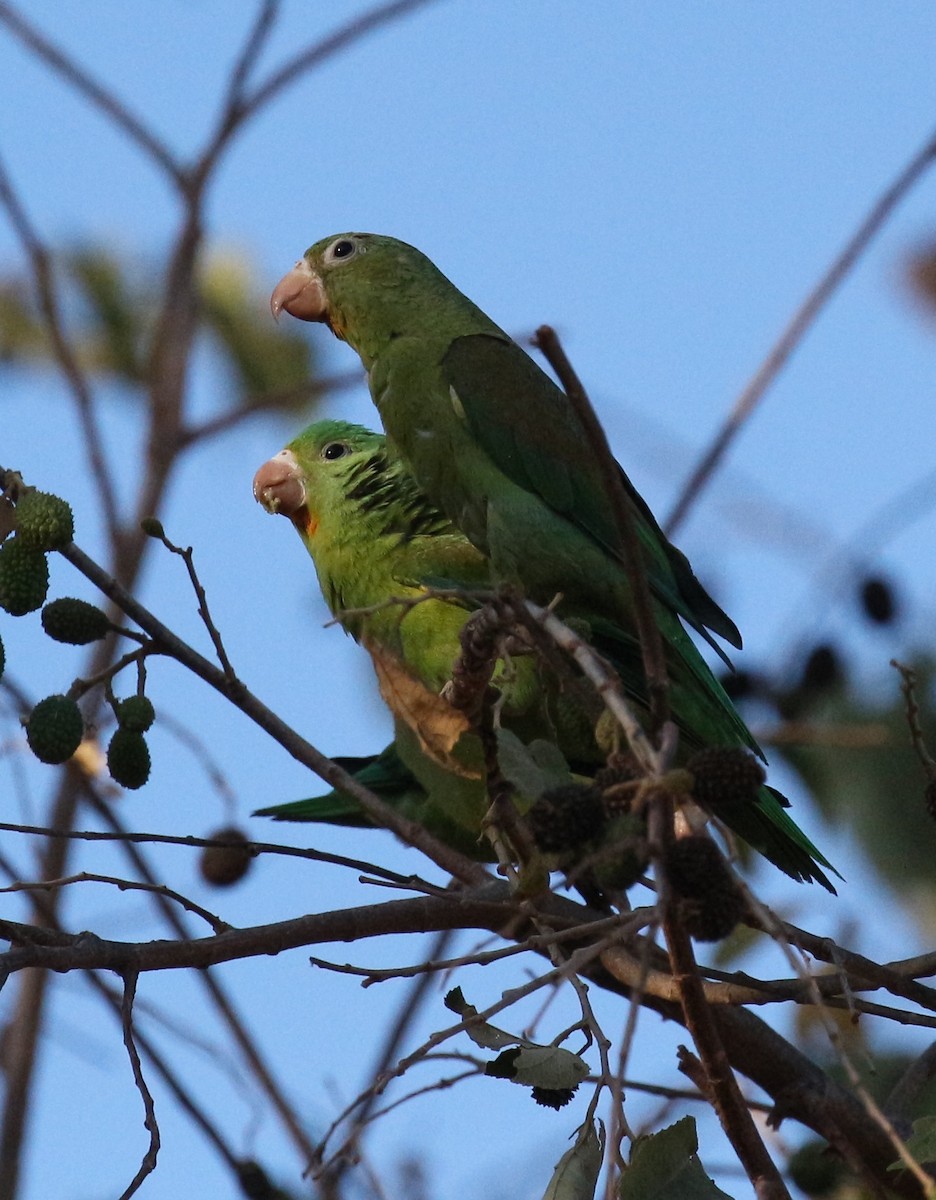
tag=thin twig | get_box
[148,527,235,677]
[234,0,440,134]
[84,787,321,1171]
[667,124,936,535]
[0,872,231,935]
[117,972,161,1200]
[223,0,280,108]
[521,599,662,774]
[892,659,936,780]
[323,928,456,1186]
[176,370,363,447]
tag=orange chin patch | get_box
[327,313,347,343]
[292,506,318,538]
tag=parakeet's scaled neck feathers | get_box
[253,418,488,624]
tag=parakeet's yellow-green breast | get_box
[253,418,839,890]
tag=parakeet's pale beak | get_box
[270,259,327,322]
[253,450,306,516]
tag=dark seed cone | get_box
[200,827,252,886]
[0,631,4,681]
[528,783,606,853]
[860,576,897,626]
[446,603,507,721]
[800,643,842,693]
[676,891,746,942]
[26,694,84,764]
[531,1085,577,1110]
[718,669,760,703]
[15,491,74,551]
[665,834,732,898]
[665,835,746,941]
[41,597,111,645]
[0,540,49,616]
[115,695,156,733]
[687,746,765,812]
[107,728,151,790]
[593,753,643,815]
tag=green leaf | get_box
[618,1118,734,1199]
[497,729,571,801]
[889,1115,936,1173]
[542,1120,604,1200]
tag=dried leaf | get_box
[367,641,474,777]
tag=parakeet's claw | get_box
[270,259,327,322]
[253,449,306,516]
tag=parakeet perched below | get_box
[253,418,838,890]
[252,419,605,862]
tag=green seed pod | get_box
[140,517,165,539]
[0,540,49,616]
[41,597,111,645]
[26,694,84,764]
[199,827,252,887]
[115,695,155,733]
[15,490,74,551]
[107,728,151,790]
[591,812,648,891]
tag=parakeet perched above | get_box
[270,234,740,661]
[253,418,838,890]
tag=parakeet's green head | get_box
[253,418,385,540]
[270,233,496,361]
[253,417,458,549]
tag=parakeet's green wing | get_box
[441,333,741,654]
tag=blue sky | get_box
[2,3,936,1197]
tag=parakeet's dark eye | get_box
[322,441,350,461]
[325,237,358,265]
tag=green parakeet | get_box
[253,418,603,779]
[253,418,838,890]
